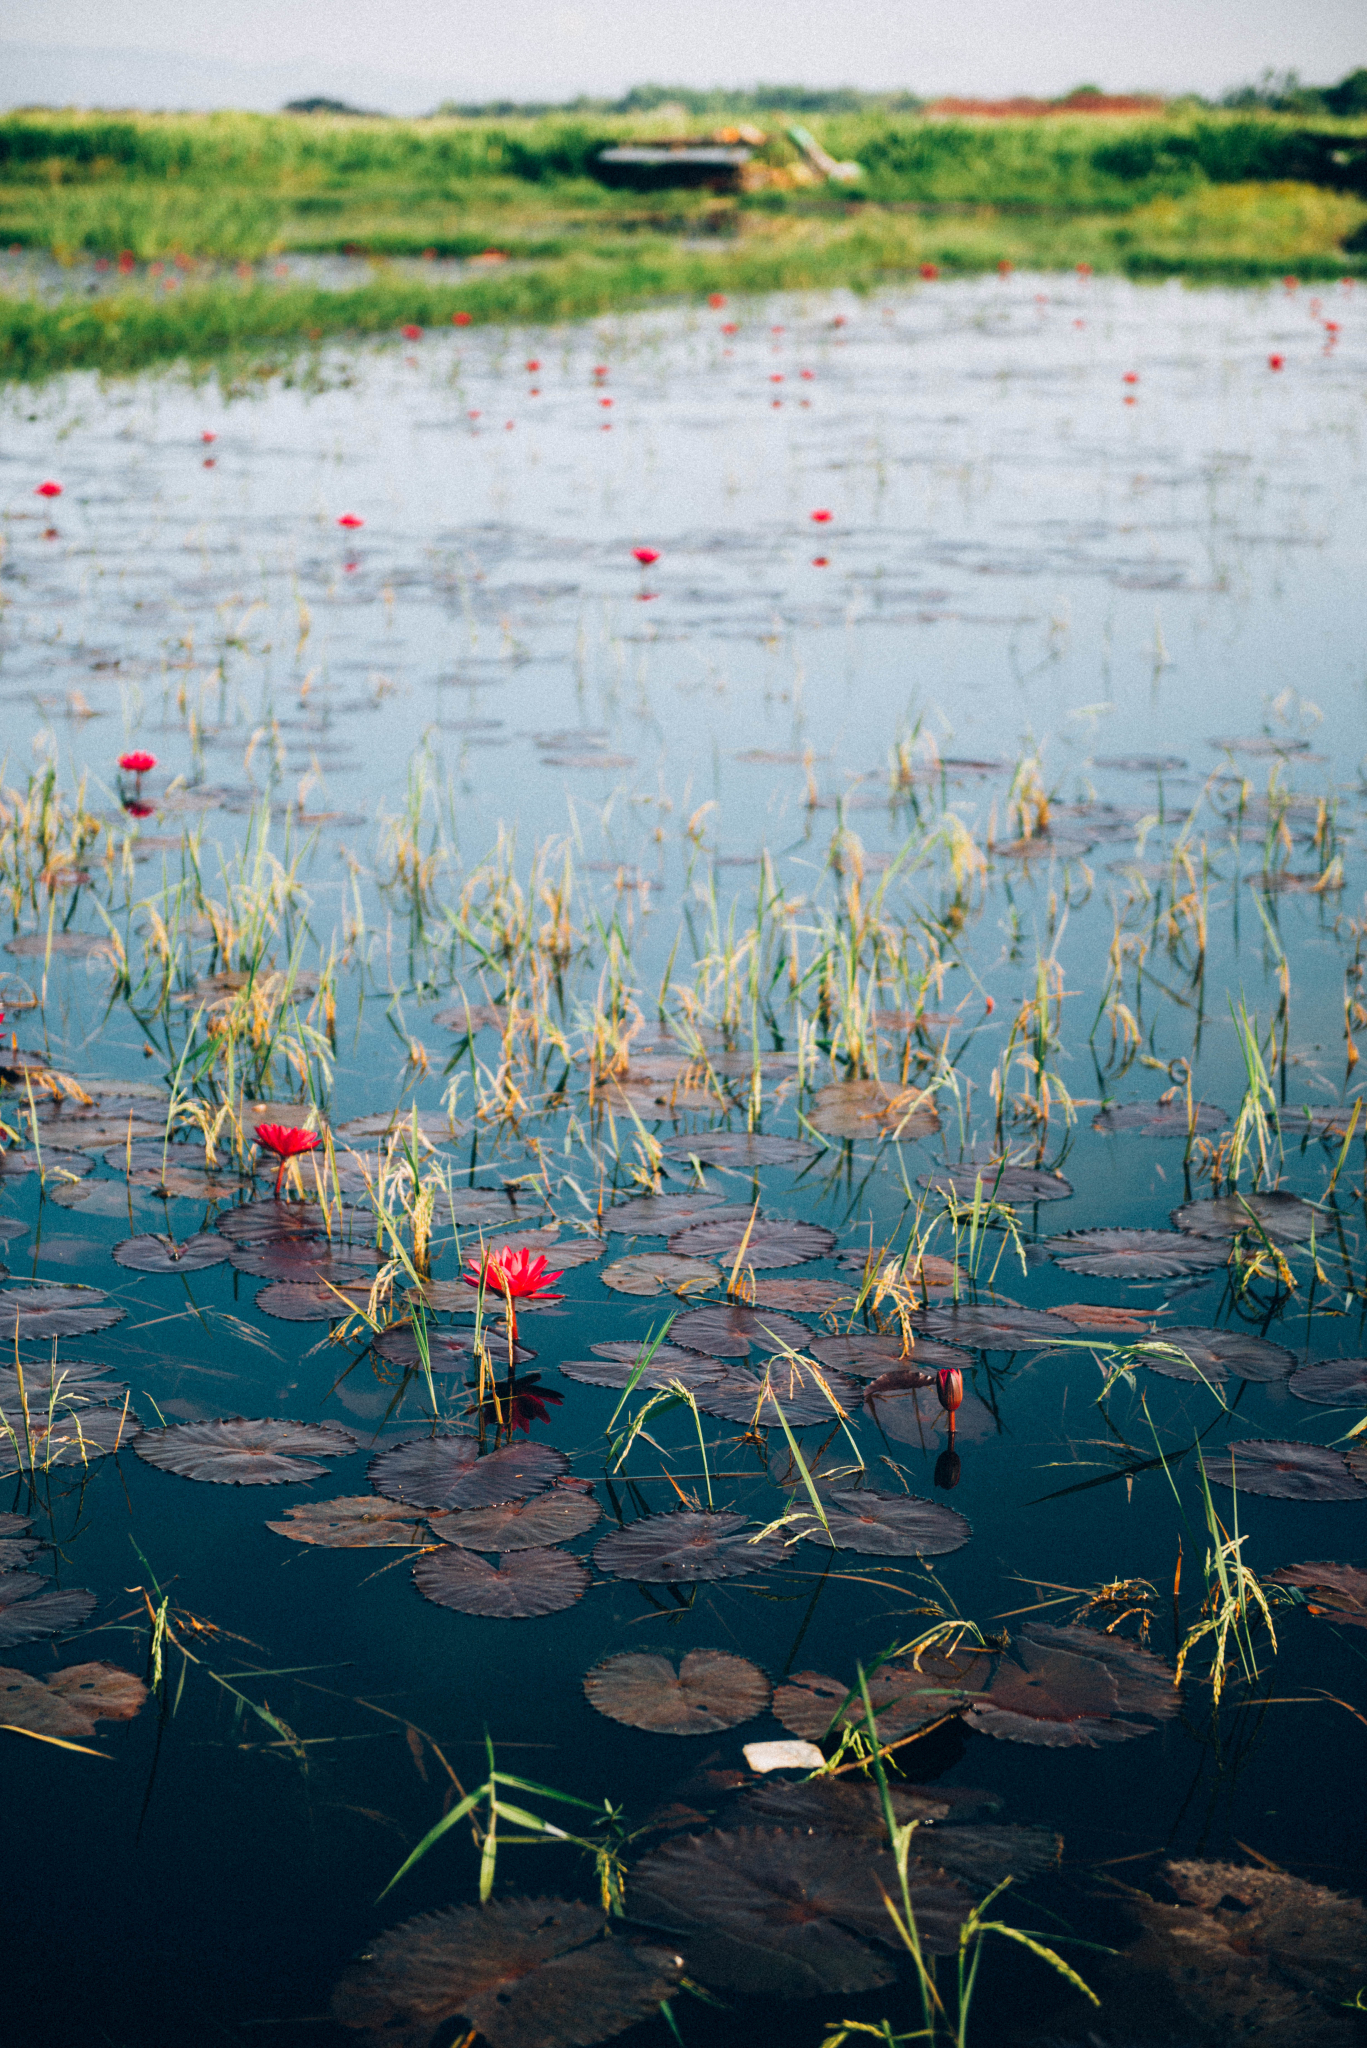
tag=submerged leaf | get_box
[605,1193,735,1232]
[1139,1326,1296,1384]
[0,1401,138,1476]
[750,1279,852,1312]
[331,1895,683,2048]
[560,1349,726,1393]
[0,1660,147,1740]
[594,1510,787,1584]
[369,1436,567,1512]
[695,1359,858,1428]
[662,1132,818,1168]
[584,1649,770,1735]
[808,1080,940,1142]
[917,1164,1073,1204]
[917,1302,1062,1347]
[0,1571,96,1648]
[413,1545,589,1619]
[808,1332,969,1379]
[136,1417,358,1486]
[773,1650,987,1743]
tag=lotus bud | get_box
[936,1367,964,1438]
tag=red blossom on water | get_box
[401,324,422,340]
[35,480,62,498]
[769,373,784,383]
[599,396,613,407]
[122,798,156,818]
[997,259,1013,274]
[831,314,846,326]
[462,1245,565,1340]
[201,430,216,443]
[593,364,608,377]
[919,263,939,280]
[936,1368,964,1437]
[633,547,659,566]
[254,1122,323,1197]
[525,359,540,372]
[800,368,814,379]
[1283,274,1299,290]
[337,513,364,528]
[721,322,738,335]
[1122,372,1139,384]
[708,293,726,308]
[810,508,832,523]
[811,556,829,567]
[118,751,157,775]
[1076,262,1093,276]
[453,311,471,325]
[1268,354,1284,371]
[118,251,135,273]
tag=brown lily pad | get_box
[966,1623,1179,1748]
[254,1277,380,1321]
[627,1828,971,1994]
[331,1895,683,2048]
[228,1239,381,1280]
[600,1253,719,1297]
[807,1332,970,1379]
[413,1545,589,1619]
[0,1660,147,1741]
[732,1777,999,1834]
[916,1302,1062,1347]
[695,1360,858,1428]
[369,1436,567,1512]
[1045,1228,1228,1279]
[439,1488,602,1551]
[1172,1192,1318,1243]
[808,1080,940,1143]
[560,1348,726,1394]
[750,1279,852,1312]
[773,1650,987,1744]
[605,1193,733,1232]
[265,1497,435,1548]
[670,1304,813,1359]
[918,1164,1073,1204]
[375,1327,536,1372]
[584,1649,770,1735]
[214,1199,330,1244]
[1093,1100,1227,1137]
[136,1417,358,1485]
[594,1509,787,1584]
[864,1382,997,1447]
[112,1232,231,1274]
[0,1402,138,1476]
[799,1487,971,1558]
[5,932,117,959]
[1268,1561,1367,1626]
[0,1571,96,1648]
[1204,1440,1367,1503]
[1140,1327,1296,1385]
[662,1132,818,1169]
[0,1146,92,1181]
[668,1216,836,1270]
[0,1285,125,1340]
[1288,1358,1367,1408]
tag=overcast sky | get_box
[3,0,1362,113]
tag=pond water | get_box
[1,273,1365,2048]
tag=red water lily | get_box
[1268,354,1284,371]
[122,798,156,819]
[708,293,726,308]
[254,1123,322,1197]
[920,262,939,280]
[401,324,422,339]
[633,547,659,566]
[525,359,540,372]
[936,1368,965,1438]
[118,751,157,776]
[463,1245,565,1341]
[35,480,62,498]
[810,508,832,523]
[337,513,364,529]
[452,310,471,325]
[1122,372,1139,384]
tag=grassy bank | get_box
[1,105,1363,381]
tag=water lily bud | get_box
[936,1368,964,1415]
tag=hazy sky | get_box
[3,0,1362,112]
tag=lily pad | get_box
[695,1360,858,1428]
[594,1510,787,1584]
[1092,1101,1226,1137]
[584,1649,770,1734]
[375,1327,536,1372]
[331,1895,683,2048]
[916,1302,1062,1347]
[0,1571,96,1648]
[670,1304,813,1359]
[369,1436,568,1511]
[750,1279,851,1312]
[808,1081,940,1143]
[864,1383,997,1447]
[1172,1192,1318,1244]
[966,1623,1179,1747]
[773,1650,987,1743]
[0,1660,147,1740]
[439,1488,602,1551]
[560,1351,725,1393]
[254,1277,381,1321]
[918,1164,1073,1204]
[1204,1440,1367,1502]
[136,1417,358,1486]
[1045,1228,1228,1279]
[732,1778,998,1834]
[600,1254,720,1297]
[662,1132,819,1169]
[5,931,117,959]
[265,1497,435,1548]
[627,1829,971,1995]
[605,1193,731,1232]
[0,1402,138,1476]
[112,1232,231,1273]
[799,1487,971,1558]
[668,1216,836,1271]
[413,1545,589,1619]
[807,1333,970,1379]
[1289,1358,1367,1408]
[227,1239,381,1280]
[1268,1561,1367,1625]
[0,1147,92,1181]
[1140,1327,1296,1384]
[0,1285,124,1342]
[214,1199,330,1244]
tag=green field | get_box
[2,105,1364,380]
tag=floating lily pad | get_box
[136,1417,358,1486]
[432,1000,508,1032]
[253,1276,381,1322]
[670,1304,813,1358]
[1047,1303,1164,1332]
[807,1333,970,1379]
[600,1253,720,1297]
[131,1165,243,1201]
[808,1081,940,1143]
[0,1660,147,1740]
[750,1279,852,1312]
[605,1193,732,1232]
[627,1828,971,1995]
[375,1327,536,1372]
[413,1544,589,1618]
[214,1199,330,1244]
[559,1351,725,1393]
[798,1487,971,1558]
[112,1232,231,1274]
[265,1497,435,1547]
[1092,754,1187,771]
[773,1650,987,1744]
[1278,1102,1365,1137]
[584,1649,770,1735]
[594,1510,787,1584]
[331,1895,683,2048]
[695,1361,858,1428]
[513,1234,605,1269]
[0,1220,27,1243]
[916,1303,1063,1347]
[864,1383,997,1447]
[0,1402,137,1476]
[439,1488,602,1551]
[0,1146,92,1182]
[1093,1100,1227,1137]
[733,1778,999,1834]
[227,1239,381,1280]
[335,1110,461,1144]
[918,1165,1073,1204]
[668,1216,836,1271]
[0,1571,96,1648]
[1172,1192,1319,1243]
[5,932,117,959]
[370,1436,567,1511]
[662,1132,818,1169]
[1204,1440,1367,1502]
[1268,1560,1367,1625]
[1288,1358,1367,1408]
[966,1623,1179,1747]
[1044,1228,1228,1279]
[1140,1327,1296,1384]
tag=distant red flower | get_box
[1076,262,1093,276]
[1283,274,1299,290]
[721,322,738,335]
[453,311,471,325]
[463,1245,565,1341]
[599,396,613,407]
[708,292,726,308]
[769,372,784,383]
[254,1122,322,1197]
[401,324,422,339]
[1122,372,1138,384]
[810,508,832,523]
[525,359,540,371]
[122,798,156,818]
[337,513,364,528]
[1268,354,1284,371]
[118,251,135,274]
[811,556,829,567]
[919,262,939,280]
[997,259,1013,274]
[800,368,814,379]
[771,325,784,334]
[593,364,609,377]
[118,750,157,776]
[633,547,659,566]
[831,315,846,327]
[201,430,216,442]
[35,480,62,498]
